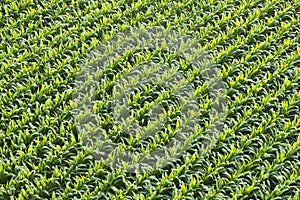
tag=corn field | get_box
[0,0,300,199]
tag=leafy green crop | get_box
[0,0,299,199]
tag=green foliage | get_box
[0,0,300,199]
